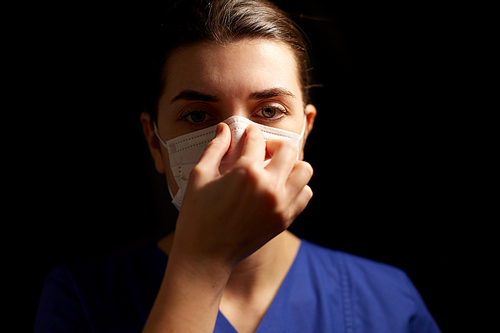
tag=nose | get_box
[218,107,248,122]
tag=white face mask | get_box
[154,115,306,210]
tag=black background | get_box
[13,0,476,331]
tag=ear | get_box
[304,104,317,140]
[140,112,166,174]
[299,104,317,160]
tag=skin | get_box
[140,39,316,333]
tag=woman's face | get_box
[143,38,316,194]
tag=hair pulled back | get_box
[145,0,311,123]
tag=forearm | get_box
[142,252,232,333]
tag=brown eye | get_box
[189,111,206,122]
[262,106,277,118]
[257,104,287,122]
[254,104,288,123]
[179,106,217,129]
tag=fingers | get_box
[239,124,266,164]
[289,185,313,220]
[287,160,313,196]
[195,122,312,212]
[265,139,312,202]
[195,123,231,178]
[284,161,313,221]
[265,140,298,177]
[265,139,313,217]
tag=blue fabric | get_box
[35,240,440,332]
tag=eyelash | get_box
[258,104,288,122]
[178,104,289,127]
[178,109,216,128]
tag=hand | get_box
[170,122,313,269]
[142,122,313,333]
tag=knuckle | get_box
[297,161,313,177]
[190,164,205,180]
[231,157,261,183]
[302,161,314,177]
[261,187,279,206]
[236,156,259,172]
[304,185,313,199]
[191,160,215,179]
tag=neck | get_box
[226,232,300,298]
[157,231,301,299]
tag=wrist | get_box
[166,243,233,289]
[143,246,232,333]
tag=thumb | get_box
[196,123,231,177]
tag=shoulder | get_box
[35,262,91,333]
[46,242,167,301]
[71,243,164,279]
[299,239,406,281]
[39,243,160,290]
[35,243,166,333]
[299,240,441,332]
[299,240,412,304]
[301,239,409,281]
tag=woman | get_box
[35,0,441,332]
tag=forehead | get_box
[162,39,302,102]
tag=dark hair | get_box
[145,0,311,123]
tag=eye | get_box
[256,104,288,121]
[262,106,277,118]
[186,110,207,122]
[179,109,217,128]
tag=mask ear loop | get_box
[299,115,307,140]
[296,115,308,160]
[153,122,169,149]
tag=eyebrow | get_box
[170,90,220,104]
[249,87,296,100]
[170,87,295,105]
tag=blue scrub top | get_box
[35,240,440,332]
